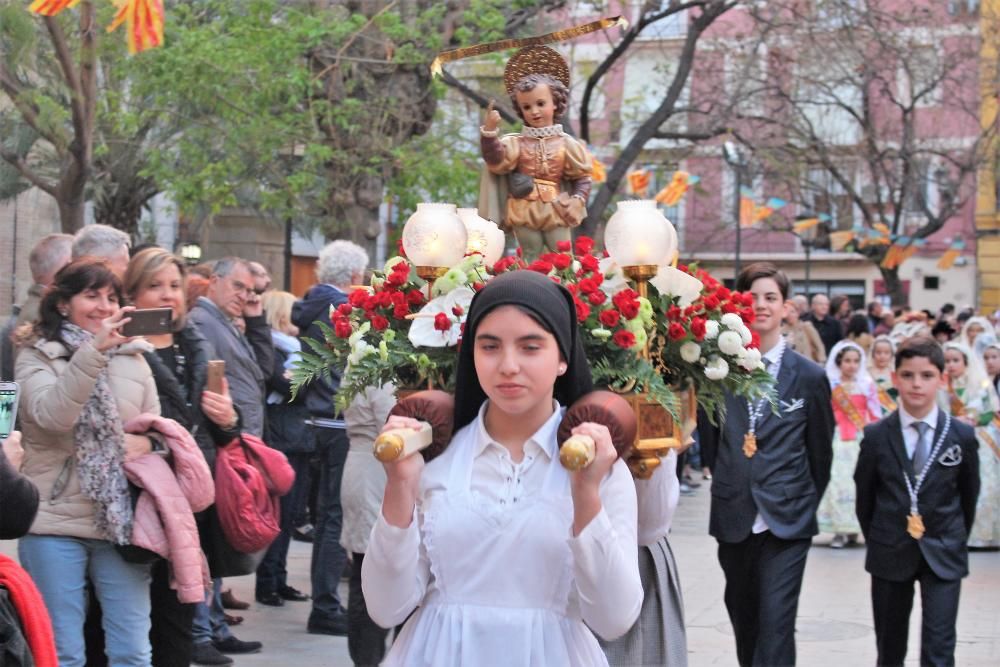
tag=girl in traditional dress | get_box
[868,335,897,416]
[982,337,1000,395]
[819,340,881,548]
[959,315,994,351]
[362,270,642,666]
[941,341,1000,549]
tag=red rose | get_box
[588,290,607,306]
[722,302,738,314]
[579,254,600,272]
[668,322,686,341]
[393,304,410,319]
[703,294,720,310]
[348,290,368,308]
[575,236,596,255]
[678,263,689,273]
[385,270,406,287]
[667,305,682,321]
[336,303,353,317]
[396,238,407,258]
[472,282,485,291]
[406,289,425,305]
[552,254,572,270]
[750,330,761,349]
[691,317,707,340]
[574,299,591,322]
[619,300,639,320]
[392,260,410,274]
[376,291,393,308]
[528,260,553,274]
[566,283,578,295]
[390,291,406,305]
[452,305,464,317]
[578,277,599,294]
[740,307,755,323]
[434,312,451,331]
[363,295,379,312]
[599,310,620,327]
[717,287,731,300]
[371,315,389,331]
[334,319,352,338]
[556,240,572,252]
[612,330,636,349]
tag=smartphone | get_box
[206,360,226,394]
[0,381,19,440]
[122,307,174,337]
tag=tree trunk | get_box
[878,265,907,308]
[56,188,86,233]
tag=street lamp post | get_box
[794,212,820,300]
[723,141,748,281]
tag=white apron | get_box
[383,428,610,666]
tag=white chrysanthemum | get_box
[718,330,744,356]
[704,356,729,380]
[737,324,752,345]
[738,347,763,371]
[721,313,744,330]
[704,320,720,339]
[680,341,702,363]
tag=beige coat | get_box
[15,337,160,540]
[784,321,827,364]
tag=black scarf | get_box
[453,270,593,432]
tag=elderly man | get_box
[71,224,131,277]
[292,240,369,637]
[803,293,843,354]
[1,234,73,380]
[187,257,273,662]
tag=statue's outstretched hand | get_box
[483,99,501,133]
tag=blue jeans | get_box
[309,426,349,623]
[191,578,232,645]
[18,534,153,667]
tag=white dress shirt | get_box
[635,449,680,547]
[752,338,786,534]
[898,403,940,461]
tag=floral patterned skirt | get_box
[818,431,861,535]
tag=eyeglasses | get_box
[229,279,254,296]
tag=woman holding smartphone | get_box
[123,247,246,666]
[362,270,642,666]
[14,258,161,666]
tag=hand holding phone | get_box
[121,308,174,338]
[0,381,19,440]
[206,360,226,395]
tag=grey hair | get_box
[29,233,73,283]
[316,240,368,286]
[71,224,131,260]
[211,256,250,278]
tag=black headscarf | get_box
[453,270,593,432]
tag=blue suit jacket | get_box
[702,348,835,543]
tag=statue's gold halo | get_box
[503,46,570,97]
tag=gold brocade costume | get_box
[479,125,592,233]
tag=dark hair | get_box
[846,313,870,337]
[931,320,955,339]
[510,73,569,123]
[36,258,124,341]
[867,301,881,315]
[735,262,789,299]
[835,344,862,367]
[830,294,849,315]
[895,335,945,372]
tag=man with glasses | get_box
[188,256,273,663]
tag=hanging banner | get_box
[628,169,651,198]
[937,238,966,270]
[591,156,607,183]
[655,171,700,206]
[739,186,756,227]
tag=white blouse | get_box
[362,401,643,664]
[635,449,680,547]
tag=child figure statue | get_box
[478,46,593,260]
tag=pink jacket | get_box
[124,414,215,603]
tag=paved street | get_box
[3,478,998,666]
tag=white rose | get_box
[680,341,702,363]
[737,324,752,345]
[718,330,744,356]
[721,313,744,330]
[704,320,720,339]
[348,339,375,366]
[704,356,729,380]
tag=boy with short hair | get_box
[855,336,980,667]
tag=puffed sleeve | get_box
[361,509,431,628]
[16,342,104,435]
[482,134,521,175]
[562,136,593,200]
[568,458,642,640]
[635,449,680,547]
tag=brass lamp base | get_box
[624,388,699,479]
[622,264,660,283]
[415,266,448,282]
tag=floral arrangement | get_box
[647,263,775,421]
[294,236,774,420]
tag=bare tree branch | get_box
[439,70,518,124]
[0,150,57,196]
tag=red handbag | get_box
[214,433,295,553]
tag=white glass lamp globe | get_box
[402,203,468,268]
[457,208,506,266]
[604,200,677,267]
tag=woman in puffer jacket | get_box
[15,258,161,667]
[123,247,243,667]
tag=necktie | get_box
[912,421,931,475]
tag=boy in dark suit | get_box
[701,263,835,666]
[855,336,980,667]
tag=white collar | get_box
[473,400,563,461]
[899,403,939,432]
[762,337,787,367]
[522,124,563,138]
